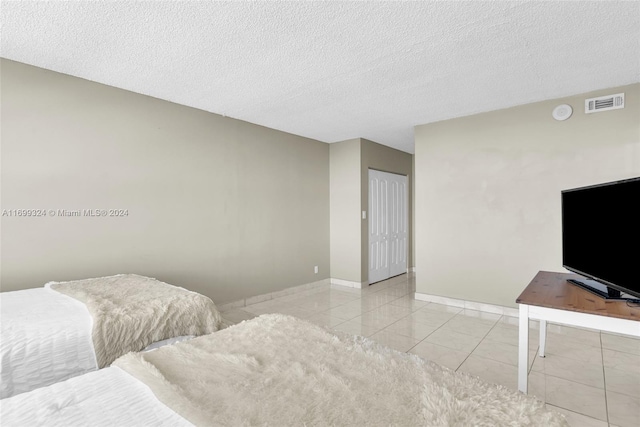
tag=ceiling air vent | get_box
[585,93,624,114]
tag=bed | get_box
[1,314,567,426]
[0,274,225,399]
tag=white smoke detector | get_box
[552,104,573,121]
[585,93,625,114]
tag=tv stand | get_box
[516,271,640,394]
[567,278,622,299]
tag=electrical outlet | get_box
[314,266,319,274]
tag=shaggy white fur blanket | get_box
[50,274,224,368]
[115,314,567,426]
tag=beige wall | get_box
[0,59,330,303]
[329,138,413,284]
[329,139,362,282]
[360,139,413,282]
[415,83,640,308]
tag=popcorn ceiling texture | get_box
[1,1,638,153]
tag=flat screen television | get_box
[562,177,640,300]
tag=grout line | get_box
[528,346,539,375]
[402,307,468,357]
[451,314,504,372]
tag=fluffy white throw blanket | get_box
[115,314,567,426]
[50,274,224,368]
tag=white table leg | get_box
[518,304,529,393]
[539,319,547,358]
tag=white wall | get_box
[329,139,362,283]
[1,59,330,303]
[415,83,640,308]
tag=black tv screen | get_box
[562,177,640,299]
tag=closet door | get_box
[368,170,389,284]
[368,170,408,284]
[388,174,408,277]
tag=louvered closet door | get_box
[368,170,408,284]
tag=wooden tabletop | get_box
[517,271,640,321]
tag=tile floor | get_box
[221,273,640,427]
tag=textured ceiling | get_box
[1,1,639,154]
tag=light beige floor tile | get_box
[305,313,346,328]
[332,320,381,337]
[221,309,257,325]
[409,341,470,371]
[546,329,602,349]
[218,300,245,312]
[484,323,539,347]
[242,302,289,315]
[388,274,409,285]
[601,333,640,356]
[269,305,315,319]
[369,330,420,353]
[365,304,413,320]
[472,339,537,369]
[498,315,540,329]
[498,315,520,327]
[457,355,518,390]
[438,317,496,338]
[325,288,361,298]
[544,375,607,421]
[295,299,332,312]
[604,366,640,397]
[350,313,399,330]
[245,298,287,309]
[531,354,604,389]
[340,297,385,312]
[420,303,463,314]
[408,309,458,326]
[324,289,361,300]
[382,317,440,341]
[545,405,608,427]
[390,281,412,290]
[329,284,363,295]
[607,390,640,427]
[388,296,429,311]
[272,292,312,303]
[424,328,483,353]
[323,304,369,321]
[363,293,404,306]
[547,323,600,339]
[455,309,502,322]
[603,348,640,375]
[528,371,546,402]
[377,287,410,298]
[365,281,394,292]
[544,336,604,364]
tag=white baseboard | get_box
[414,292,519,317]
[330,278,367,289]
[218,278,330,312]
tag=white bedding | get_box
[0,288,97,399]
[0,287,194,399]
[1,315,566,427]
[0,367,191,427]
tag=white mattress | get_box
[0,367,191,427]
[0,288,97,399]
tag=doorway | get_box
[368,169,408,284]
